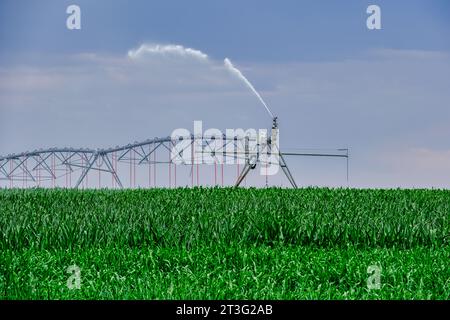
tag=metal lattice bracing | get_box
[0,130,349,189]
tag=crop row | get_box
[1,245,448,299]
[0,187,448,249]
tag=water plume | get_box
[224,58,274,119]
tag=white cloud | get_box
[385,148,450,172]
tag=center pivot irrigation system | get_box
[0,59,349,189]
[0,116,349,189]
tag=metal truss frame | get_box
[0,132,349,189]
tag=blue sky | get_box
[1,0,449,62]
[0,1,449,188]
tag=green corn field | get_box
[0,187,449,299]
